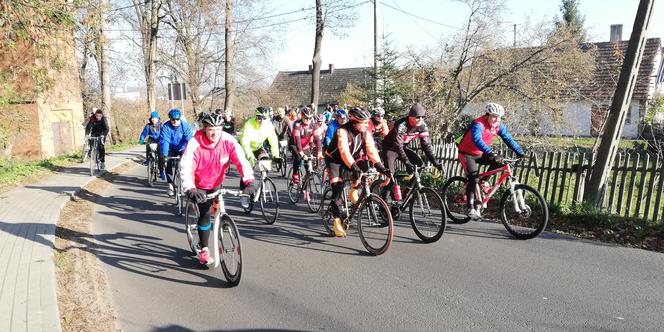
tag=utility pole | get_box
[584,0,655,206]
[513,24,517,47]
[373,0,379,107]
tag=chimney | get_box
[610,24,623,42]
[329,63,334,74]
[308,64,313,73]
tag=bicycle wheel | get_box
[287,167,301,204]
[306,173,324,213]
[408,187,446,243]
[356,194,393,255]
[218,214,243,286]
[260,178,279,224]
[441,176,472,224]
[370,181,400,221]
[500,184,548,240]
[320,187,335,236]
[279,152,287,177]
[147,157,155,187]
[184,201,200,255]
[175,170,183,215]
[89,144,97,176]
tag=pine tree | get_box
[556,0,586,42]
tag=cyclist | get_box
[322,104,333,124]
[273,107,291,142]
[290,106,322,184]
[85,108,110,170]
[159,108,194,196]
[239,106,280,165]
[324,107,389,237]
[369,106,389,149]
[214,109,236,137]
[457,103,524,219]
[180,113,255,265]
[138,111,165,180]
[324,108,348,146]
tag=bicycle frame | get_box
[473,160,527,213]
[340,170,379,223]
[204,189,244,269]
[253,159,272,203]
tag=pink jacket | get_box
[180,130,254,191]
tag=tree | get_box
[95,0,118,143]
[556,0,586,42]
[224,0,235,113]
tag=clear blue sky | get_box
[269,0,664,76]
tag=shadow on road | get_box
[152,326,309,332]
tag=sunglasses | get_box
[256,116,266,120]
[170,117,181,121]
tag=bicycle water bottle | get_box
[480,180,491,195]
[211,200,219,215]
[393,184,402,201]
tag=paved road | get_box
[92,164,664,332]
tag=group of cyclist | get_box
[134,101,524,265]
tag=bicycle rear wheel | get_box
[441,176,472,224]
[320,187,335,236]
[409,187,446,243]
[184,201,200,255]
[218,214,243,286]
[306,173,324,213]
[500,184,548,240]
[356,194,393,255]
[260,178,279,224]
[279,150,287,177]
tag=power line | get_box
[378,1,459,29]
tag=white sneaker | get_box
[167,184,174,196]
[240,195,250,209]
[468,208,481,219]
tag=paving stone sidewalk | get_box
[0,146,142,332]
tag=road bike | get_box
[274,140,289,177]
[287,156,324,213]
[241,158,279,224]
[371,165,447,243]
[441,157,548,240]
[319,168,394,255]
[88,136,103,176]
[184,189,244,286]
[145,143,159,187]
[167,156,184,215]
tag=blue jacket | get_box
[325,120,342,146]
[139,121,162,143]
[159,120,194,157]
[462,119,523,155]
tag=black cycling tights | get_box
[196,198,214,248]
[463,154,502,209]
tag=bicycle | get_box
[145,143,159,187]
[184,188,244,286]
[241,158,280,224]
[319,168,394,255]
[167,156,184,215]
[274,140,289,178]
[88,136,103,176]
[80,134,91,163]
[286,155,324,213]
[441,157,548,240]
[371,165,447,243]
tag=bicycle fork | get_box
[508,178,526,213]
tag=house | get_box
[264,64,370,109]
[0,31,85,159]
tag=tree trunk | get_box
[310,0,323,109]
[97,0,116,143]
[146,0,160,115]
[224,0,234,113]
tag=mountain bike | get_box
[184,189,244,286]
[287,156,324,213]
[319,168,394,255]
[167,156,184,215]
[241,158,279,224]
[441,157,548,240]
[371,165,446,243]
[88,136,103,176]
[145,143,159,187]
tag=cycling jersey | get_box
[159,120,194,157]
[314,122,327,140]
[273,116,290,141]
[325,123,381,169]
[291,119,320,154]
[180,130,254,191]
[223,116,236,136]
[382,117,436,167]
[325,119,343,146]
[85,116,109,137]
[239,117,279,158]
[369,118,389,141]
[457,116,523,156]
[139,121,162,143]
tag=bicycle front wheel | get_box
[89,145,97,176]
[147,158,155,187]
[500,184,548,240]
[218,214,243,286]
[260,178,279,224]
[175,172,183,216]
[184,201,200,255]
[356,194,393,255]
[287,167,301,204]
[306,173,324,213]
[441,176,471,224]
[409,187,446,243]
[279,153,287,177]
[320,187,335,236]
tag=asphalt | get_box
[93,163,664,332]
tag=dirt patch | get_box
[54,161,136,332]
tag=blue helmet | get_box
[150,111,159,119]
[168,108,182,120]
[335,109,347,118]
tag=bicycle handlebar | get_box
[204,188,247,200]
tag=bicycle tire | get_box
[184,201,200,255]
[89,143,97,176]
[279,151,287,177]
[320,187,335,236]
[147,157,155,187]
[175,168,183,216]
[218,214,243,286]
[356,194,393,255]
[408,187,446,243]
[260,177,279,224]
[287,167,301,204]
[441,176,472,224]
[370,180,400,221]
[500,184,548,240]
[306,173,324,213]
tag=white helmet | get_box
[485,103,505,117]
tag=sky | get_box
[267,0,664,77]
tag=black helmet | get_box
[255,106,270,119]
[300,107,314,119]
[202,113,224,127]
[348,107,370,122]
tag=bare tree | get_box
[224,0,234,113]
[95,0,117,143]
[130,0,165,115]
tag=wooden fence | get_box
[410,138,664,223]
